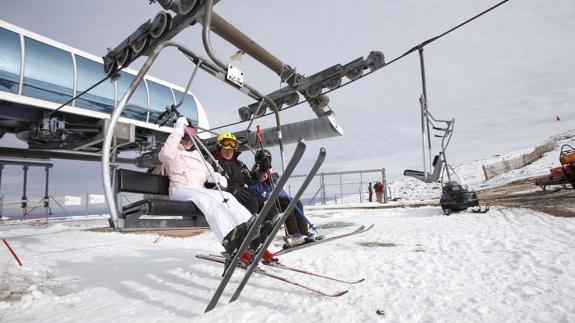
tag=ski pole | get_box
[255,125,284,218]
[169,109,229,179]
[188,127,229,180]
[186,128,230,206]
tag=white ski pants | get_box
[171,186,252,242]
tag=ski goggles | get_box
[181,126,196,145]
[181,138,193,145]
[219,138,238,149]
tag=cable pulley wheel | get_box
[284,93,299,106]
[116,47,132,68]
[346,67,363,81]
[305,85,322,98]
[150,12,172,39]
[178,0,199,15]
[325,77,342,90]
[131,35,150,55]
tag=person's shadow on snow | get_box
[51,245,302,318]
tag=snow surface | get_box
[1,131,575,322]
[1,207,575,322]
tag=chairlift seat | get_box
[116,169,207,228]
[404,155,443,183]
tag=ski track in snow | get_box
[1,207,575,322]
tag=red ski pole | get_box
[2,239,22,266]
[256,125,263,146]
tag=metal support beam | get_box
[418,47,433,180]
[320,173,326,205]
[0,147,136,164]
[0,159,54,217]
[21,165,28,216]
[291,168,387,178]
[339,173,343,205]
[43,167,50,211]
[0,164,3,218]
[382,168,388,203]
[208,13,285,75]
[359,172,363,203]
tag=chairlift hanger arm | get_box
[177,47,285,166]
[102,38,289,226]
[198,0,286,169]
[202,0,228,72]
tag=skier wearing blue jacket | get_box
[249,149,321,247]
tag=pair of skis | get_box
[197,254,359,297]
[205,141,325,312]
[198,223,372,298]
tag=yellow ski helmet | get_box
[217,132,238,149]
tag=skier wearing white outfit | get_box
[158,116,253,253]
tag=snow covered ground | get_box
[1,206,574,322]
[1,132,574,322]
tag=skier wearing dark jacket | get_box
[213,132,260,215]
[213,132,277,263]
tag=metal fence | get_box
[0,192,141,220]
[0,159,145,220]
[482,140,556,180]
[286,168,388,206]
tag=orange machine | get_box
[535,144,575,191]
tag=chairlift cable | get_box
[47,67,126,118]
[202,0,511,133]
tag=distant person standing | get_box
[368,183,373,202]
[374,182,384,203]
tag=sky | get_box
[1,0,575,203]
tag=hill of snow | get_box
[388,129,575,202]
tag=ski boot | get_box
[282,233,307,249]
[304,232,325,243]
